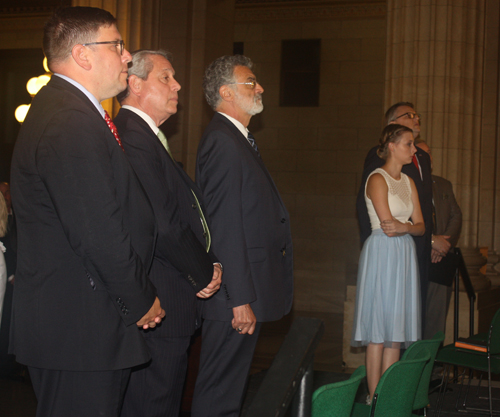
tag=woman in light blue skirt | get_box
[351,124,424,402]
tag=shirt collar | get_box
[121,105,159,135]
[218,112,250,139]
[54,73,105,118]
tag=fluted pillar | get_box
[385,0,485,249]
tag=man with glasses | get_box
[10,7,164,416]
[192,55,294,417]
[356,101,434,331]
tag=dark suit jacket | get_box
[356,145,433,305]
[429,175,462,286]
[196,113,293,322]
[114,108,217,337]
[10,76,157,371]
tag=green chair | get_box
[350,349,430,417]
[401,332,445,415]
[435,307,500,417]
[312,365,366,417]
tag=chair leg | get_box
[461,368,473,410]
[454,368,466,411]
[435,365,450,417]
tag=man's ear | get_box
[71,44,91,71]
[219,85,234,102]
[128,75,142,95]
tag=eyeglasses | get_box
[228,81,257,89]
[82,40,125,55]
[395,112,421,121]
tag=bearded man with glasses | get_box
[356,101,434,333]
[193,55,294,417]
[10,7,165,416]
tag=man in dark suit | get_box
[356,102,433,330]
[114,49,222,417]
[416,142,462,339]
[192,55,294,417]
[10,7,165,416]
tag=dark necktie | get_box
[247,132,261,158]
[104,110,124,151]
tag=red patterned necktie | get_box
[104,110,124,151]
[412,154,418,169]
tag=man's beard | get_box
[237,93,264,116]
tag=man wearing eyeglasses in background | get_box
[192,55,294,417]
[10,7,164,416]
[356,102,434,332]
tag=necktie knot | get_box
[157,129,173,160]
[247,132,261,158]
[104,110,124,152]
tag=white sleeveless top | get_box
[365,168,414,231]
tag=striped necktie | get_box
[157,129,173,159]
[247,131,261,158]
[104,110,124,151]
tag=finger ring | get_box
[237,327,242,332]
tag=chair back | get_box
[489,307,500,355]
[312,365,366,417]
[370,350,430,417]
[401,332,445,410]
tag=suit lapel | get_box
[124,109,205,206]
[216,114,287,210]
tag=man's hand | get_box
[432,235,451,256]
[431,248,444,263]
[232,304,256,335]
[197,264,222,299]
[136,296,165,329]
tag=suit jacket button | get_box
[192,204,197,209]
[281,218,286,223]
[282,249,286,256]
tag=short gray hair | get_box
[203,55,253,110]
[117,49,173,103]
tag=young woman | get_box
[351,124,425,402]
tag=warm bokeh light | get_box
[15,104,31,123]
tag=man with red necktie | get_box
[356,102,433,332]
[10,7,164,417]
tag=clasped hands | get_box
[196,263,222,299]
[136,264,223,329]
[431,235,451,263]
[380,217,409,237]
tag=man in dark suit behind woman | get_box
[114,49,222,417]
[10,7,165,416]
[356,102,433,330]
[416,141,462,339]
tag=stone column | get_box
[384,1,494,290]
[385,0,485,249]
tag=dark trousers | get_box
[28,366,131,417]
[191,320,262,417]
[121,335,191,417]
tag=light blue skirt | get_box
[351,229,421,348]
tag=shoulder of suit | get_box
[431,174,452,187]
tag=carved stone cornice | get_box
[235,1,386,22]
